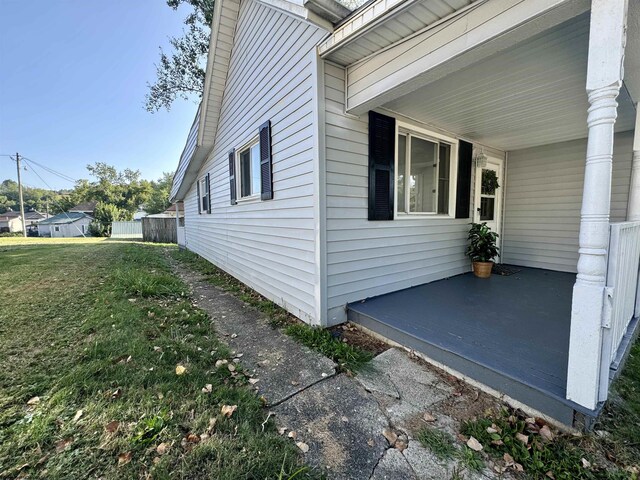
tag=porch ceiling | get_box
[381,14,637,151]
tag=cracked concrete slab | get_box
[370,448,416,480]
[172,263,336,406]
[273,374,390,480]
[402,441,457,480]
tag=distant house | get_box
[68,201,97,216]
[0,210,46,234]
[38,212,92,238]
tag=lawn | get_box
[0,238,312,479]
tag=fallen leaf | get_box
[278,427,287,435]
[186,433,200,444]
[72,410,83,422]
[207,418,217,433]
[105,421,120,433]
[581,458,591,469]
[487,426,498,434]
[215,359,228,368]
[231,333,238,339]
[118,451,132,466]
[525,417,536,424]
[467,436,483,452]
[111,388,122,400]
[382,428,398,445]
[221,405,237,417]
[503,453,515,466]
[288,431,297,439]
[367,438,375,447]
[248,378,259,385]
[227,364,236,373]
[201,384,213,394]
[55,438,72,453]
[395,439,408,452]
[175,365,186,375]
[153,346,162,352]
[515,463,524,472]
[200,433,210,441]
[539,425,554,442]
[546,471,556,479]
[423,413,436,422]
[296,441,309,453]
[27,396,40,406]
[156,443,169,455]
[515,433,529,445]
[341,416,349,423]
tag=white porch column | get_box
[628,109,640,221]
[566,0,628,410]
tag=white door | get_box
[474,156,504,252]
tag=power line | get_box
[21,157,78,184]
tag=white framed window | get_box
[236,137,261,201]
[54,226,60,232]
[199,175,210,213]
[395,123,457,217]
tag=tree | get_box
[145,0,215,112]
[146,172,174,214]
[89,202,128,237]
[0,179,69,215]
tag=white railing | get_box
[599,221,640,401]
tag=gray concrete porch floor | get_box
[348,267,577,423]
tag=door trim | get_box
[473,155,505,254]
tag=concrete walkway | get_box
[171,259,512,480]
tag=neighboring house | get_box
[38,212,92,238]
[169,0,640,427]
[68,201,97,216]
[0,210,47,233]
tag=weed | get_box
[284,323,372,373]
[457,445,484,472]
[131,411,168,446]
[417,426,457,459]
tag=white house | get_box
[38,212,92,237]
[170,0,640,427]
[0,210,46,234]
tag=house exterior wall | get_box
[183,0,326,324]
[502,131,634,272]
[46,218,92,238]
[322,62,487,325]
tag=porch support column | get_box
[628,108,640,222]
[566,0,628,410]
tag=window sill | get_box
[394,213,456,220]
[235,195,261,205]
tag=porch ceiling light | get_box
[474,148,488,168]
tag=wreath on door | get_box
[481,169,500,195]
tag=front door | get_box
[474,156,504,253]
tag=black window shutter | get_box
[228,150,236,205]
[455,140,473,219]
[259,120,273,200]
[206,173,212,213]
[196,179,201,214]
[368,111,395,221]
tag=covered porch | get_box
[324,0,640,424]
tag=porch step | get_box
[348,305,599,427]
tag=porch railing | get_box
[599,221,640,401]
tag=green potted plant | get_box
[466,222,499,278]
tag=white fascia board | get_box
[254,0,334,31]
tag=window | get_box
[396,129,454,216]
[81,224,85,234]
[237,139,261,199]
[199,176,210,213]
[54,226,60,232]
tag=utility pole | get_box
[15,153,27,237]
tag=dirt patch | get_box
[329,323,390,356]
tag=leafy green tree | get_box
[89,202,128,237]
[0,179,69,214]
[145,0,215,112]
[145,172,174,214]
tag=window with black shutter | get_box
[228,150,237,205]
[206,173,211,213]
[259,120,273,200]
[197,179,201,214]
[368,111,395,220]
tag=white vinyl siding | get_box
[183,0,325,324]
[323,62,479,325]
[501,131,634,272]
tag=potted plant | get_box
[466,222,499,278]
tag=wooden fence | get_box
[142,217,177,244]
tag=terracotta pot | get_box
[472,261,493,278]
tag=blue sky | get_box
[0,0,200,190]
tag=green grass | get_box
[173,249,373,373]
[417,426,458,459]
[0,238,315,479]
[460,411,631,479]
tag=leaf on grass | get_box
[215,359,228,368]
[220,405,237,417]
[156,443,170,455]
[175,365,186,375]
[288,431,297,439]
[73,410,83,422]
[201,384,213,394]
[55,438,72,453]
[111,388,122,400]
[278,427,287,435]
[466,436,483,452]
[227,364,236,373]
[186,433,200,444]
[546,471,555,479]
[296,441,309,453]
[207,418,217,433]
[539,425,554,442]
[26,396,40,406]
[118,451,132,466]
[423,413,436,422]
[248,378,259,385]
[504,453,514,467]
[581,458,591,469]
[515,433,529,445]
[105,421,120,433]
